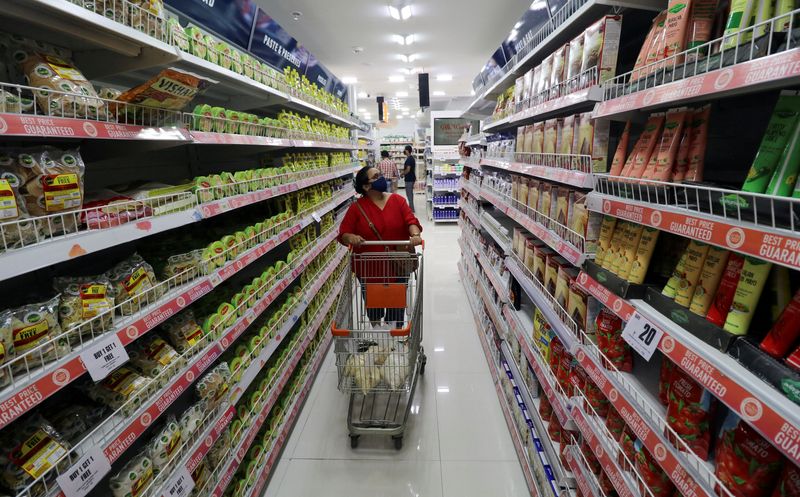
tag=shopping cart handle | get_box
[358,240,425,250]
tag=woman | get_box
[339,166,423,326]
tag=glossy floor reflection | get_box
[263,197,527,497]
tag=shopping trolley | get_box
[331,241,426,449]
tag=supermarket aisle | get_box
[264,197,527,497]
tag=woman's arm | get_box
[338,204,365,246]
[397,195,423,245]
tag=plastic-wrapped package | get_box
[0,311,14,386]
[53,275,115,344]
[9,295,68,371]
[82,366,153,416]
[108,452,154,497]
[113,68,215,113]
[161,310,205,354]
[128,335,184,384]
[49,401,107,445]
[0,414,71,495]
[104,253,163,315]
[147,416,181,474]
[207,427,230,469]
[195,363,231,410]
[18,51,104,118]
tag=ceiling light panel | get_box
[388,5,400,19]
[400,5,412,20]
[398,54,409,63]
[436,74,453,81]
[389,75,405,83]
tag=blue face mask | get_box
[370,176,388,193]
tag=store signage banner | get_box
[479,48,507,85]
[305,54,334,91]
[249,8,309,73]
[501,0,551,61]
[165,0,257,49]
[332,80,348,102]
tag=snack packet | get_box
[9,295,68,371]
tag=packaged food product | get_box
[128,335,183,381]
[689,247,730,315]
[635,440,675,497]
[566,34,584,87]
[19,51,103,118]
[760,288,800,358]
[664,0,693,61]
[53,275,115,343]
[49,401,107,445]
[113,67,215,113]
[685,105,711,182]
[666,366,717,460]
[147,416,181,474]
[620,114,665,178]
[771,464,800,497]
[609,121,632,176]
[686,0,719,60]
[618,426,636,466]
[0,414,70,494]
[659,358,676,405]
[104,253,163,315]
[550,44,567,96]
[580,16,623,86]
[179,402,205,436]
[673,240,711,307]
[161,309,205,354]
[83,365,152,416]
[723,256,772,335]
[606,405,625,439]
[627,226,660,284]
[721,0,757,50]
[196,363,231,410]
[706,253,746,326]
[9,295,68,370]
[0,310,14,386]
[663,241,709,299]
[108,452,154,497]
[596,308,632,372]
[538,392,553,419]
[714,411,784,497]
[547,410,562,441]
[645,107,689,181]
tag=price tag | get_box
[80,334,129,381]
[621,312,664,361]
[209,273,223,287]
[311,211,321,223]
[56,446,111,497]
[244,309,256,323]
[163,466,194,497]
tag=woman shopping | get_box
[339,165,423,327]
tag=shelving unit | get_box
[0,4,360,497]
[460,3,800,497]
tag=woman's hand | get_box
[409,235,423,246]
[343,233,365,246]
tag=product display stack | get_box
[0,2,363,497]
[459,1,800,497]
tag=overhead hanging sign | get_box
[501,0,551,61]
[249,8,309,74]
[165,0,257,49]
[305,54,334,91]
[478,48,507,86]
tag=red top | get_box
[338,193,422,253]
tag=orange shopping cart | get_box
[331,241,425,449]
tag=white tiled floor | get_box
[263,199,527,497]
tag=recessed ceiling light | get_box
[389,75,405,83]
[291,11,303,20]
[433,91,446,96]
[396,91,408,97]
[388,5,400,19]
[404,34,415,45]
[408,54,420,62]
[341,76,358,84]
[389,3,412,20]
[436,74,453,81]
[400,5,412,19]
[410,67,423,74]
[358,91,368,98]
[398,54,409,63]
[352,46,365,54]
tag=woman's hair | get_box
[380,150,390,158]
[404,145,413,154]
[354,165,373,195]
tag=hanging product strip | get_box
[463,3,800,497]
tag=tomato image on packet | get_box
[582,437,601,475]
[585,375,610,418]
[659,357,677,405]
[666,367,718,460]
[599,469,617,496]
[548,410,563,442]
[714,411,784,497]
[635,440,676,497]
[539,393,553,419]
[606,405,626,439]
[596,308,633,372]
[771,464,800,497]
[618,426,637,466]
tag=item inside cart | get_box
[331,241,426,449]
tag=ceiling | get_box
[257,0,531,122]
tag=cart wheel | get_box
[393,436,403,450]
[419,354,427,375]
[350,435,359,448]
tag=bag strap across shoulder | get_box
[354,201,383,240]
